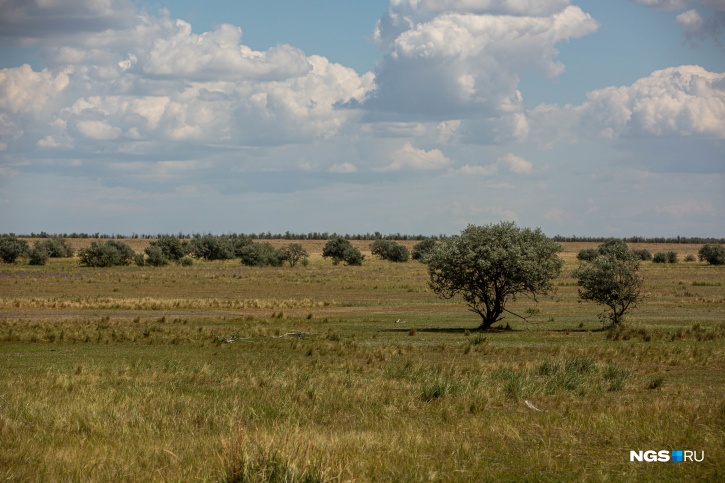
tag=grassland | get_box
[0,240,723,482]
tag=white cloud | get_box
[365,5,598,120]
[76,120,122,140]
[530,65,725,143]
[677,9,705,35]
[143,22,312,82]
[380,142,452,171]
[498,153,533,174]
[448,153,532,175]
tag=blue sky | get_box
[0,0,723,236]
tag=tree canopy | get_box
[425,222,563,330]
[573,239,643,326]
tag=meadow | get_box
[0,240,723,482]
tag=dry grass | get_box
[1,241,723,481]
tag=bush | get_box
[144,245,169,266]
[239,243,283,267]
[699,244,725,265]
[35,237,74,258]
[653,251,678,263]
[28,242,49,266]
[0,235,29,263]
[179,257,194,267]
[631,248,652,261]
[189,235,236,261]
[576,248,599,262]
[411,238,437,261]
[322,236,364,266]
[684,254,696,262]
[148,236,188,261]
[78,240,135,267]
[370,240,409,262]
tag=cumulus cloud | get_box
[498,153,533,174]
[530,65,725,142]
[365,4,598,121]
[379,142,452,171]
[448,152,532,175]
[0,3,374,159]
[143,22,312,81]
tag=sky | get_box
[0,0,723,237]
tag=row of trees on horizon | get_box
[4,231,725,245]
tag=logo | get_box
[630,450,704,462]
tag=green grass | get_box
[0,241,724,481]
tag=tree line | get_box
[7,232,724,244]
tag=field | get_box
[1,240,724,482]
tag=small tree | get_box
[239,243,283,267]
[28,242,50,266]
[278,243,309,267]
[0,235,29,263]
[370,240,409,262]
[35,237,74,258]
[698,244,725,265]
[189,235,235,261]
[425,222,563,330]
[144,245,169,266]
[573,240,642,326]
[322,237,364,266]
[411,238,437,261]
[149,236,188,261]
[78,240,135,267]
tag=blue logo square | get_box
[672,450,683,462]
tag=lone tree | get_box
[573,239,643,326]
[425,222,563,330]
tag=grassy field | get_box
[1,240,723,481]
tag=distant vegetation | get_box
[6,231,725,244]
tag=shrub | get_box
[631,248,652,261]
[35,237,74,258]
[0,235,29,263]
[653,251,678,263]
[239,243,283,267]
[322,237,364,266]
[699,243,725,265]
[411,238,437,261]
[189,235,236,261]
[576,248,599,261]
[179,257,194,267]
[28,242,49,266]
[144,245,169,267]
[370,240,409,262]
[684,254,696,262]
[78,240,135,267]
[148,236,188,261]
